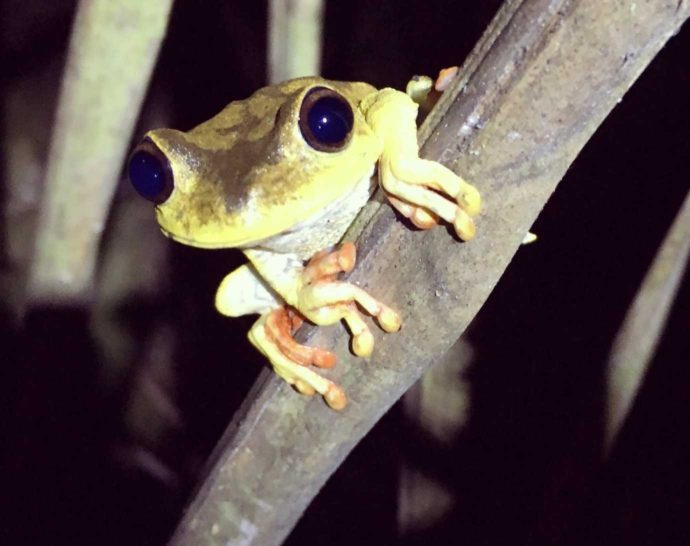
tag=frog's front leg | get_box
[361,88,481,240]
[215,263,340,398]
[243,246,401,410]
[299,243,401,356]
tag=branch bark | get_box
[169,1,690,544]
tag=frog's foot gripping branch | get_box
[248,243,401,410]
[248,309,348,409]
[405,66,459,117]
[264,307,336,369]
[382,158,481,241]
[363,84,481,242]
[299,242,401,356]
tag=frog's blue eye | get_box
[128,139,174,204]
[299,87,354,152]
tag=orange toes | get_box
[434,66,459,92]
[265,307,337,368]
[304,242,357,284]
[324,384,347,410]
[337,242,356,272]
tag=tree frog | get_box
[128,75,481,410]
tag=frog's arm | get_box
[360,87,481,240]
[245,247,400,350]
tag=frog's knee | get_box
[215,265,279,317]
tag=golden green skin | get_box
[145,77,382,249]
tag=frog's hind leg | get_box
[255,242,359,371]
[215,264,281,317]
[248,313,347,410]
[215,263,339,397]
[244,243,402,410]
[264,306,336,369]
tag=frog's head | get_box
[128,78,382,248]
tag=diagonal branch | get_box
[169,1,690,545]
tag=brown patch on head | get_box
[169,81,324,220]
[148,77,382,246]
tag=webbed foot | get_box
[381,156,481,241]
[364,71,481,241]
[249,311,347,410]
[298,242,401,357]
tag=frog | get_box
[128,73,481,410]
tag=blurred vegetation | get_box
[268,0,324,83]
[2,1,690,545]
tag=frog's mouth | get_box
[153,207,237,249]
[156,224,248,249]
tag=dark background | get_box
[2,1,690,545]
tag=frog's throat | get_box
[253,167,376,260]
[156,228,224,249]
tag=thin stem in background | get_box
[605,188,690,455]
[268,0,324,84]
[27,0,173,305]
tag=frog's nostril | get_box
[128,139,174,204]
[299,87,353,152]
